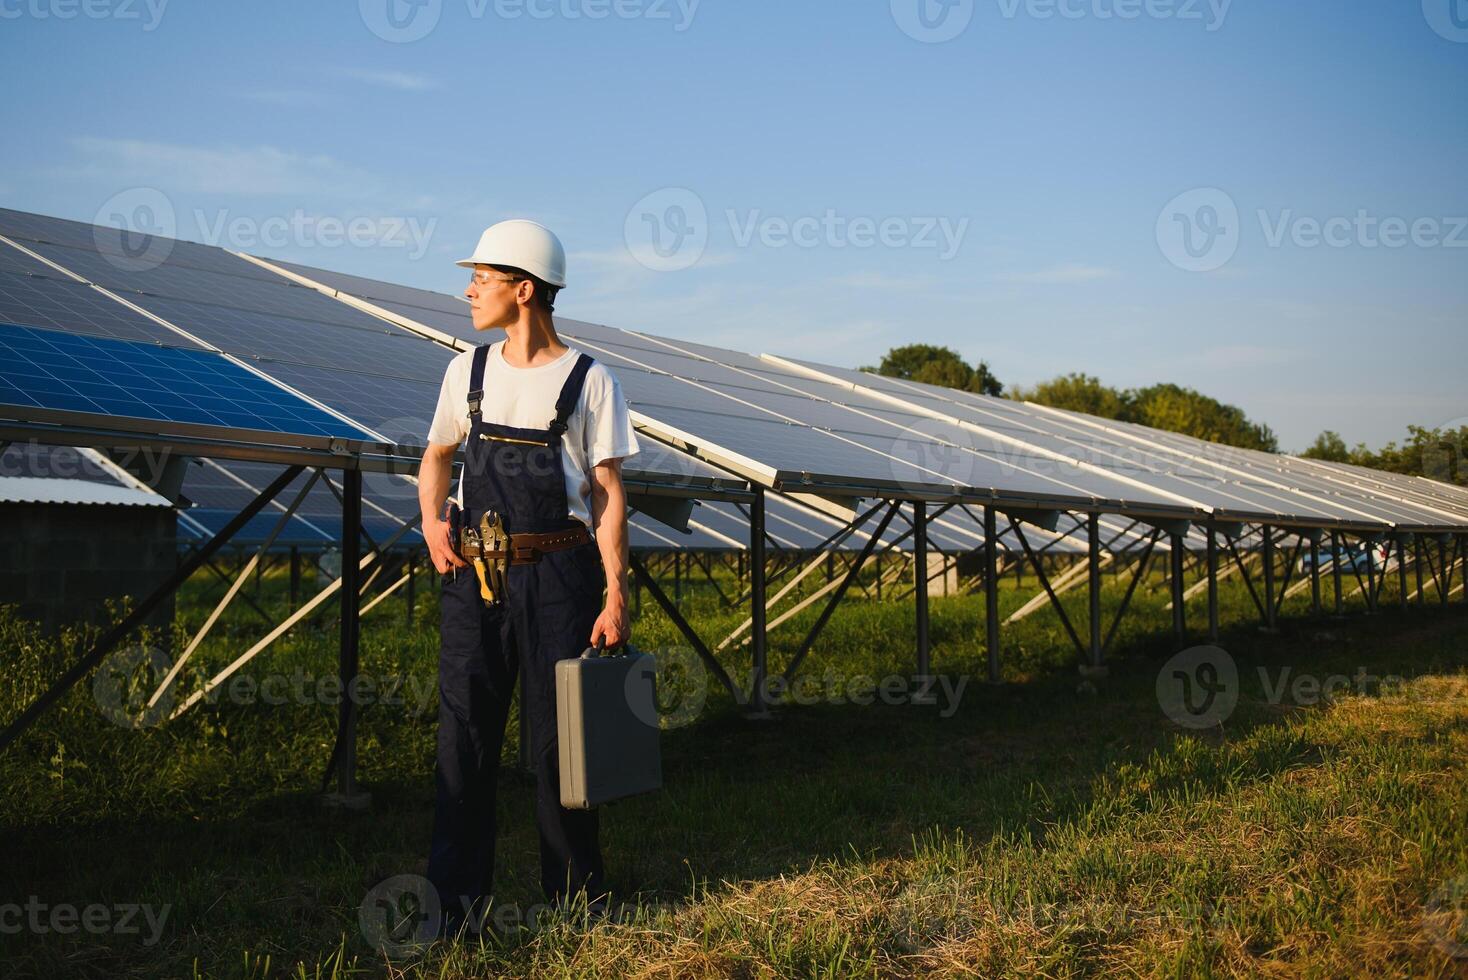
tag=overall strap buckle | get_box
[545,353,596,437]
[467,343,491,419]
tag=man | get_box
[417,219,639,936]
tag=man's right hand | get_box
[427,517,467,574]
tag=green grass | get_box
[1,553,1465,978]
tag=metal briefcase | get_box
[556,642,662,810]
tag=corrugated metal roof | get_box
[0,476,171,508]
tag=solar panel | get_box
[0,208,288,284]
[772,355,1467,530]
[0,246,203,347]
[11,240,455,383]
[0,322,370,442]
[257,257,1208,512]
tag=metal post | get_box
[1309,536,1321,616]
[673,550,681,603]
[1262,525,1277,630]
[748,487,770,717]
[1400,538,1411,610]
[1365,537,1378,614]
[327,468,367,807]
[1206,524,1219,642]
[1331,530,1344,616]
[1415,539,1425,608]
[290,545,300,607]
[913,501,933,703]
[984,506,1001,684]
[1087,513,1102,670]
[1169,533,1186,646]
[1461,535,1467,606]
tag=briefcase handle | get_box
[582,637,630,660]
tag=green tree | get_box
[1010,373,1128,420]
[861,344,1004,396]
[1127,383,1278,453]
[1302,430,1350,462]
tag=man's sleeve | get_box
[426,355,468,447]
[584,366,640,467]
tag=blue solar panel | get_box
[0,322,370,441]
[0,245,202,347]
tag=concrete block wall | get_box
[0,503,176,636]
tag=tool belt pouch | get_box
[445,502,510,607]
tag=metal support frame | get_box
[1099,529,1162,659]
[1331,530,1345,616]
[1087,514,1102,669]
[780,501,901,685]
[0,466,305,754]
[1207,524,1220,641]
[1401,538,1412,611]
[1007,517,1088,663]
[149,469,323,709]
[983,506,1001,683]
[747,487,770,717]
[1169,532,1186,645]
[1224,530,1268,621]
[627,550,743,705]
[1309,536,1322,616]
[1262,525,1278,630]
[321,469,367,806]
[1365,536,1379,614]
[912,500,934,703]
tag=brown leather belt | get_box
[486,525,592,565]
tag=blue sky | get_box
[3,0,1465,451]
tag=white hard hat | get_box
[455,219,567,287]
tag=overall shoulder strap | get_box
[547,354,596,438]
[467,343,491,418]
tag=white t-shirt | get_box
[427,341,640,529]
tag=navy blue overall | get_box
[427,343,607,932]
